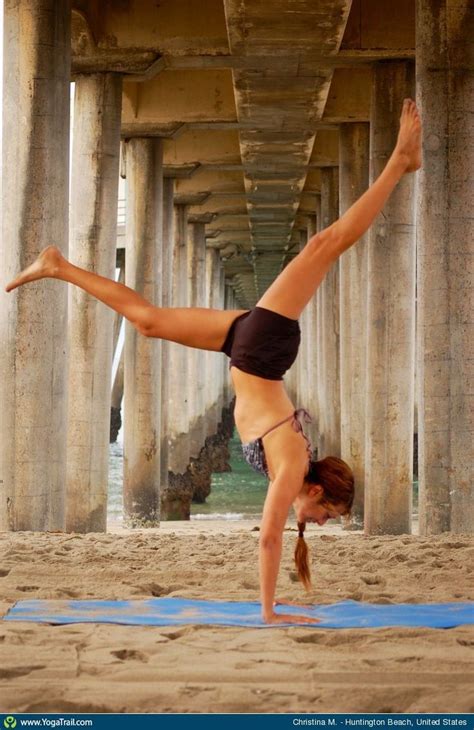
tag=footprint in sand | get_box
[372,596,395,604]
[16,585,40,592]
[241,580,259,590]
[60,589,81,598]
[110,649,148,662]
[0,568,11,577]
[360,573,386,586]
[0,665,46,679]
[25,700,114,714]
[159,627,195,641]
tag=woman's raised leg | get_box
[256,99,422,320]
[5,246,247,351]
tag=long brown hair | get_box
[294,457,354,590]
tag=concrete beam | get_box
[122,70,237,127]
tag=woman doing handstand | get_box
[6,99,422,625]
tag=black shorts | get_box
[220,306,301,381]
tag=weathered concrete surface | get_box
[110,351,124,444]
[162,204,192,520]
[204,248,222,437]
[110,267,125,444]
[159,177,175,494]
[301,216,319,451]
[66,73,122,533]
[317,166,341,459]
[364,62,416,536]
[186,222,207,458]
[339,122,370,526]
[123,138,163,528]
[0,0,71,531]
[68,0,417,309]
[224,0,352,292]
[416,0,474,534]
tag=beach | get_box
[0,522,473,714]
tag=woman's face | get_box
[293,484,342,526]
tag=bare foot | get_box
[5,245,65,293]
[394,98,422,173]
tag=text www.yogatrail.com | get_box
[4,720,93,728]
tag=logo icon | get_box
[4,718,17,729]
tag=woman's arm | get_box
[259,469,319,625]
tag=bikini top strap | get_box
[292,408,312,431]
[259,413,295,440]
[291,408,313,458]
[259,408,313,441]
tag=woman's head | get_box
[293,456,354,590]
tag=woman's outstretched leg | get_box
[5,246,247,351]
[257,99,422,320]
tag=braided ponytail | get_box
[294,521,311,590]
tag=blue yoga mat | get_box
[3,598,473,628]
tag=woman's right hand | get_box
[263,611,320,625]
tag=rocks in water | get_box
[162,402,235,519]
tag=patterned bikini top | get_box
[241,409,313,478]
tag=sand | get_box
[0,521,473,714]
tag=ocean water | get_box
[107,429,268,524]
[108,434,419,524]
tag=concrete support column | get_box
[0,0,71,531]
[160,177,175,493]
[224,282,235,408]
[167,204,190,473]
[110,351,124,443]
[163,204,192,519]
[187,222,207,457]
[66,73,122,533]
[365,62,416,535]
[123,138,163,527]
[297,229,309,411]
[416,0,473,534]
[305,216,318,450]
[317,166,341,458]
[339,122,370,526]
[110,266,125,444]
[315,195,322,233]
[216,263,227,416]
[205,248,221,437]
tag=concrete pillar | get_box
[317,166,341,458]
[110,266,125,443]
[205,247,221,437]
[416,0,474,534]
[297,229,309,411]
[66,73,122,533]
[110,351,124,443]
[305,217,318,450]
[187,222,207,457]
[167,204,190,474]
[216,263,227,416]
[0,0,71,531]
[123,138,163,527]
[339,122,370,526]
[160,177,175,492]
[315,194,322,233]
[162,204,192,519]
[112,266,125,349]
[224,282,235,408]
[365,62,416,535]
